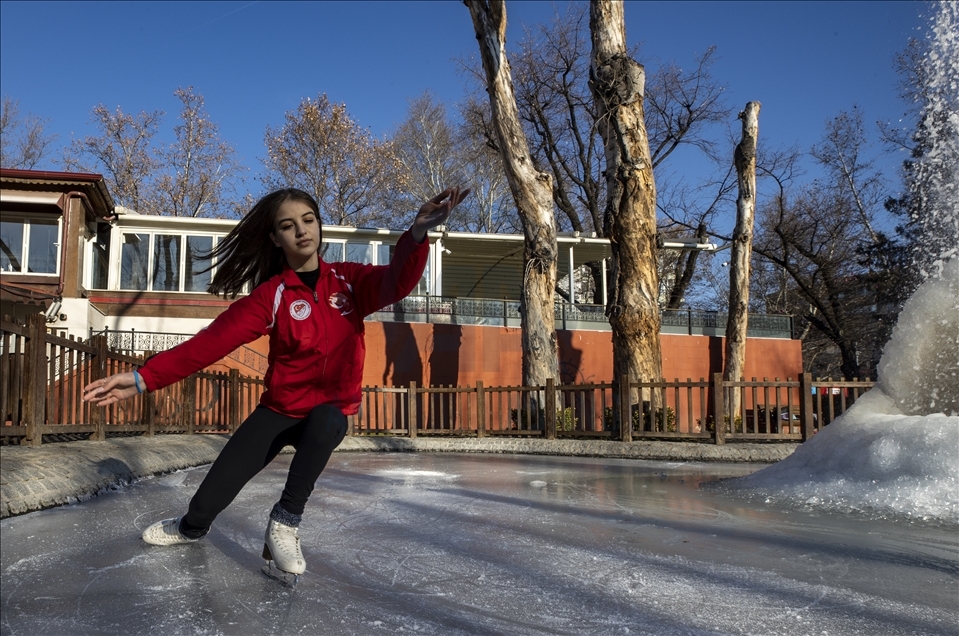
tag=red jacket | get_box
[138,230,428,418]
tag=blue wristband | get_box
[133,370,144,394]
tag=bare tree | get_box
[723,102,760,418]
[63,105,162,213]
[457,96,522,233]
[466,0,560,391]
[589,0,662,420]
[500,4,729,305]
[63,90,246,218]
[462,132,518,233]
[0,96,57,170]
[752,112,893,379]
[154,87,245,218]
[393,92,466,203]
[392,91,514,233]
[511,6,604,237]
[262,94,402,227]
[645,48,729,169]
[657,170,736,309]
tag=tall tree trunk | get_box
[588,0,662,429]
[466,1,559,392]
[724,102,760,421]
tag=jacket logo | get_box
[329,292,353,316]
[289,300,311,320]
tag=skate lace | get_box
[270,521,300,556]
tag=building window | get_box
[185,236,212,292]
[0,220,24,272]
[121,233,149,290]
[152,234,181,291]
[346,241,372,264]
[114,231,218,292]
[376,243,391,266]
[89,223,111,289]
[414,258,430,296]
[0,216,61,275]
[321,241,344,262]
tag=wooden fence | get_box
[2,315,873,446]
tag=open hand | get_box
[82,372,139,407]
[411,186,471,243]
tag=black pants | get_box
[179,404,347,539]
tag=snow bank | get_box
[722,260,959,523]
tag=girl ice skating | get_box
[83,186,469,586]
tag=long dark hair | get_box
[204,189,321,298]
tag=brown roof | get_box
[0,168,115,215]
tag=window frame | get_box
[90,228,224,293]
[0,212,62,277]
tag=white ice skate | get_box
[142,517,199,546]
[261,517,306,587]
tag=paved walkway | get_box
[0,434,797,519]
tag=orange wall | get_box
[208,322,803,389]
[360,322,803,388]
[202,322,801,433]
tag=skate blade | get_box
[261,562,299,588]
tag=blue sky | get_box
[0,1,929,199]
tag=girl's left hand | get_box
[411,186,471,243]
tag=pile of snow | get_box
[880,256,959,415]
[723,259,959,523]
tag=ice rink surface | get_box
[2,452,957,636]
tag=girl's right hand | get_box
[82,372,140,407]
[411,186,470,243]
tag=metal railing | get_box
[92,328,269,375]
[371,297,794,338]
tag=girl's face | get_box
[271,199,321,272]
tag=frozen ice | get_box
[2,453,957,635]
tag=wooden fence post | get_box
[799,373,814,442]
[143,390,155,437]
[619,374,632,443]
[141,352,155,436]
[22,314,46,447]
[476,380,485,439]
[229,368,240,433]
[90,337,114,442]
[408,381,417,439]
[185,374,197,435]
[712,372,726,445]
[545,378,557,440]
[86,335,102,440]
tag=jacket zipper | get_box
[313,286,328,392]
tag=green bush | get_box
[698,415,743,434]
[510,406,543,430]
[604,404,676,432]
[509,406,578,431]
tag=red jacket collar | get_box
[279,259,328,288]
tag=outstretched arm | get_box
[410,186,470,243]
[83,287,274,407]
